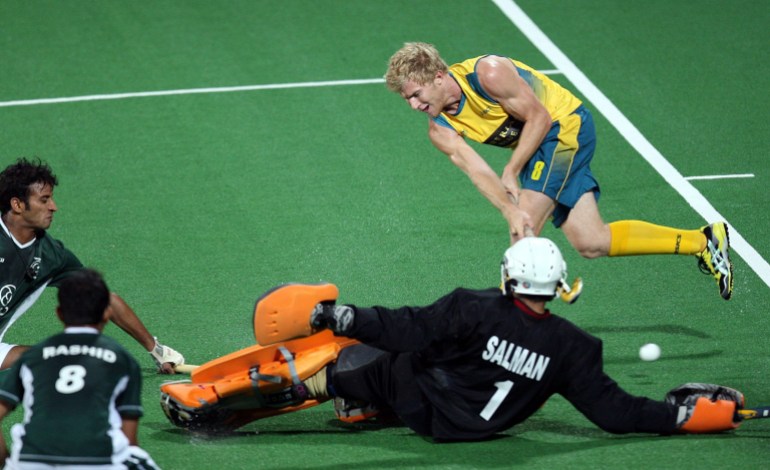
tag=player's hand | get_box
[504,208,534,243]
[149,337,185,374]
[665,383,744,433]
[126,446,161,470]
[501,165,520,204]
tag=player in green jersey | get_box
[0,269,159,469]
[384,43,733,300]
[0,158,184,372]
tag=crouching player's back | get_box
[0,269,159,470]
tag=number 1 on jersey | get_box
[480,380,513,421]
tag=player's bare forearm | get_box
[108,293,156,351]
[452,151,527,236]
[467,165,516,211]
[504,111,552,173]
[429,120,526,238]
[461,164,530,240]
[432,127,512,214]
[121,417,140,445]
[110,297,182,374]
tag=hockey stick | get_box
[174,364,200,374]
[736,406,770,421]
[558,277,583,304]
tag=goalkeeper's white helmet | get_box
[501,237,567,297]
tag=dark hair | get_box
[0,157,58,215]
[57,269,111,326]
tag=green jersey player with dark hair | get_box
[0,269,159,469]
[0,157,184,373]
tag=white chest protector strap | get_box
[249,346,309,408]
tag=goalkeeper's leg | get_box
[330,345,431,434]
[161,333,345,431]
[254,283,339,345]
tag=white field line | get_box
[0,71,564,109]
[2,21,764,287]
[685,174,755,181]
[0,78,386,108]
[494,0,770,289]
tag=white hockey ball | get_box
[639,343,661,361]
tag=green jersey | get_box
[0,328,143,466]
[0,218,82,339]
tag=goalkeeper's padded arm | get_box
[677,396,740,433]
[665,382,745,433]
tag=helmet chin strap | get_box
[557,277,583,304]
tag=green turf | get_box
[1,1,768,468]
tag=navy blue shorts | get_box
[520,105,600,227]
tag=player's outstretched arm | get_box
[428,121,530,240]
[108,293,185,374]
[476,56,552,200]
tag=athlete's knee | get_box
[329,345,389,423]
[330,344,388,395]
[574,243,606,259]
[567,227,611,259]
[332,345,388,381]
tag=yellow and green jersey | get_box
[434,55,583,148]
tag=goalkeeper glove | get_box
[665,382,744,433]
[149,337,185,373]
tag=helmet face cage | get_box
[500,238,567,297]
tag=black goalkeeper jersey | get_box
[346,287,677,440]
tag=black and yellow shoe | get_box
[697,222,733,300]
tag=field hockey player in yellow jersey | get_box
[384,42,733,300]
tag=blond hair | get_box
[384,42,448,93]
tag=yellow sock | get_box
[304,366,329,399]
[608,220,705,257]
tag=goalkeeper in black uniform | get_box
[308,237,743,439]
[162,237,744,439]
